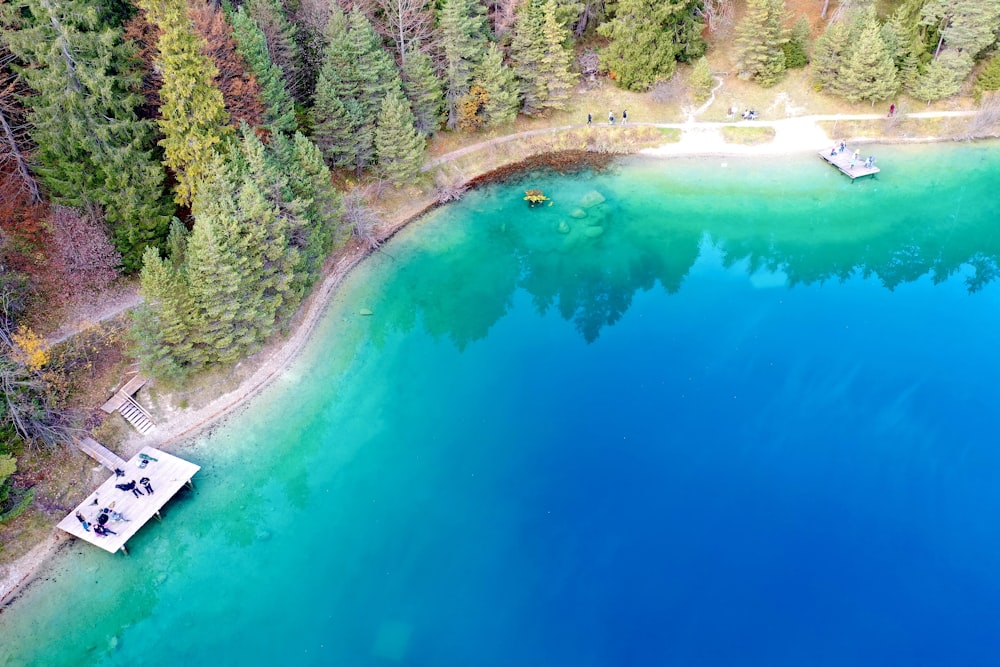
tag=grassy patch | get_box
[721,125,776,145]
[658,127,682,142]
[818,116,948,141]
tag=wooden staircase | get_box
[118,395,155,434]
[100,374,155,434]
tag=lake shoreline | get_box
[1,126,995,612]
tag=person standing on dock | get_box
[141,477,154,494]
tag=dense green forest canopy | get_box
[0,0,998,513]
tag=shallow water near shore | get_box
[4,143,1000,665]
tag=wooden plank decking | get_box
[100,374,148,414]
[818,147,880,180]
[76,436,127,471]
[57,446,200,554]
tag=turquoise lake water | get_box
[3,143,1000,665]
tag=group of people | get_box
[586,110,628,126]
[828,141,875,169]
[115,477,154,497]
[74,502,130,538]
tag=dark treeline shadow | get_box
[360,160,1000,349]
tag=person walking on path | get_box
[889,103,896,117]
[608,110,614,125]
[622,109,627,125]
[587,113,592,125]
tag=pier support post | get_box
[120,545,129,556]
[154,510,162,522]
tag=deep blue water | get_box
[3,144,1000,665]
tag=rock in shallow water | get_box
[557,221,571,234]
[580,190,606,208]
[583,226,604,238]
[570,208,587,219]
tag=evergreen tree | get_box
[246,0,305,101]
[473,44,520,127]
[882,2,925,92]
[311,8,402,175]
[402,50,444,135]
[375,90,426,186]
[811,19,851,93]
[783,16,811,69]
[974,52,1000,101]
[911,50,971,102]
[510,0,548,114]
[134,245,195,379]
[689,56,714,102]
[438,0,490,128]
[1,0,173,270]
[138,0,231,207]
[598,0,701,91]
[734,0,788,87]
[838,10,899,104]
[228,5,297,132]
[273,131,347,285]
[190,2,265,129]
[538,0,578,110]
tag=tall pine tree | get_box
[438,0,489,128]
[138,0,231,207]
[538,0,578,110]
[227,5,297,132]
[510,0,548,114]
[1,0,173,270]
[838,10,898,105]
[598,0,701,91]
[375,90,426,186]
[473,44,519,127]
[402,50,444,135]
[734,0,788,87]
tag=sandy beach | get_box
[0,111,989,609]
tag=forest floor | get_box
[2,86,998,607]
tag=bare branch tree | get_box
[696,0,735,32]
[0,50,41,205]
[374,0,436,67]
[342,188,383,249]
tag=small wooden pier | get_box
[818,146,880,180]
[57,446,200,554]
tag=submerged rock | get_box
[557,221,571,234]
[359,308,374,316]
[570,208,587,219]
[580,190,606,208]
[583,226,604,238]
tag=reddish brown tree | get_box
[188,1,267,129]
[122,7,165,121]
[0,49,40,207]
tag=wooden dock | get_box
[76,436,127,472]
[818,147,880,180]
[57,446,200,554]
